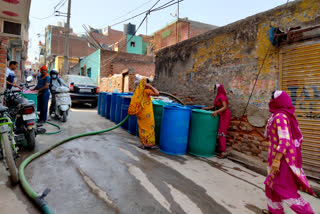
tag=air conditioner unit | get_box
[0,19,22,36]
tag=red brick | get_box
[0,50,7,54]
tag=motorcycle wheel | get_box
[2,132,19,185]
[62,111,67,122]
[25,129,36,151]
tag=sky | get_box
[27,0,291,63]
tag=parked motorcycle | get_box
[52,86,71,122]
[0,99,19,184]
[5,85,37,150]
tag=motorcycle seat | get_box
[0,106,8,113]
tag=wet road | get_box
[1,104,320,214]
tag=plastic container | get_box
[21,93,38,111]
[110,92,120,122]
[100,92,107,117]
[188,109,219,157]
[105,93,112,120]
[186,105,206,109]
[97,93,102,115]
[159,105,191,155]
[152,100,167,145]
[128,115,137,135]
[115,94,125,124]
[120,96,132,129]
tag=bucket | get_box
[188,109,219,157]
[159,105,191,155]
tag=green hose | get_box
[19,115,130,214]
[43,121,62,135]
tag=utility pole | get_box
[62,0,71,76]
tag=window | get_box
[3,21,21,35]
[130,42,135,47]
[87,68,91,78]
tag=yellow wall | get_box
[54,56,79,74]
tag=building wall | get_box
[54,56,80,75]
[153,0,320,160]
[100,50,155,79]
[47,25,96,58]
[69,62,80,75]
[153,19,217,51]
[91,28,123,47]
[100,69,136,93]
[0,37,8,92]
[126,35,143,54]
[80,49,100,83]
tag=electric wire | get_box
[110,0,178,27]
[112,0,155,22]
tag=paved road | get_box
[1,104,319,214]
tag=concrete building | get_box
[113,23,153,55]
[0,0,31,91]
[41,23,96,72]
[153,0,320,179]
[70,49,154,89]
[89,26,123,49]
[153,18,218,52]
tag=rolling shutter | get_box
[280,39,320,179]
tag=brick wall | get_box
[153,0,320,161]
[0,37,8,92]
[48,25,96,58]
[100,50,155,78]
[153,19,217,51]
[91,28,124,47]
[99,69,136,93]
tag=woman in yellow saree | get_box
[128,78,160,149]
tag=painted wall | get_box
[54,56,79,75]
[80,49,100,83]
[0,36,8,92]
[126,35,143,54]
[153,0,320,159]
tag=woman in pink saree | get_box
[203,84,231,158]
[263,90,317,214]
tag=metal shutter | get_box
[280,39,320,179]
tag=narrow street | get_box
[0,106,319,214]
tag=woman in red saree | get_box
[263,90,316,214]
[203,84,232,158]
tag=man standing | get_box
[6,61,21,89]
[32,65,50,124]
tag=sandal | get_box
[138,145,146,150]
[262,209,271,214]
[217,152,228,159]
[145,145,159,150]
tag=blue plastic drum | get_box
[100,92,107,117]
[160,105,191,155]
[128,115,137,135]
[110,92,120,122]
[120,96,132,129]
[97,93,102,115]
[105,93,112,119]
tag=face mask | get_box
[52,75,57,79]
